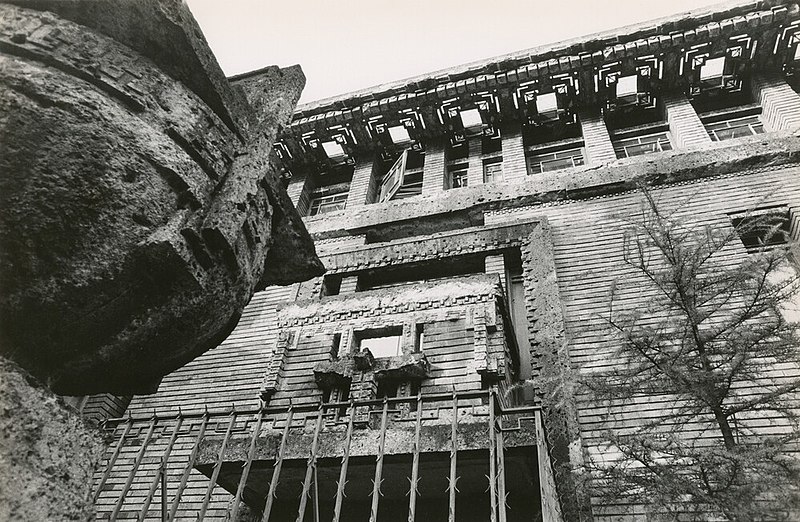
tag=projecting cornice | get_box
[270,1,800,171]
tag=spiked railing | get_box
[93,390,548,521]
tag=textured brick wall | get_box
[579,110,617,165]
[501,124,527,183]
[346,154,376,208]
[421,139,446,195]
[486,165,800,520]
[752,73,800,132]
[664,93,712,149]
[467,138,483,187]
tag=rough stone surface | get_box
[0,4,323,395]
[0,356,105,521]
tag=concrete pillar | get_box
[664,93,712,149]
[484,254,507,294]
[500,124,527,183]
[579,110,617,165]
[421,140,446,195]
[346,154,376,208]
[466,138,483,187]
[751,73,800,132]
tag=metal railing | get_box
[93,389,543,522]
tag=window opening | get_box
[705,115,764,141]
[483,159,504,183]
[526,147,584,174]
[378,149,425,202]
[309,190,348,216]
[730,207,791,252]
[448,164,469,189]
[358,254,486,291]
[612,132,672,158]
[360,335,402,359]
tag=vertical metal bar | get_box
[111,416,158,521]
[296,404,325,522]
[161,458,168,522]
[407,393,423,522]
[139,417,184,521]
[312,464,320,522]
[94,419,133,502]
[496,429,508,522]
[198,412,237,521]
[168,413,209,522]
[230,409,266,521]
[488,390,498,522]
[448,392,458,522]
[369,398,390,522]
[262,406,294,522]
[332,401,356,522]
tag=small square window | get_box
[483,160,504,183]
[321,140,346,160]
[460,109,483,129]
[536,92,558,115]
[388,125,411,145]
[360,335,402,359]
[700,56,726,81]
[616,75,639,99]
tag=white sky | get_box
[186,0,728,104]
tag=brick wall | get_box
[579,110,617,165]
[664,93,712,149]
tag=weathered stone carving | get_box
[0,1,324,395]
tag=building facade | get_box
[92,1,800,520]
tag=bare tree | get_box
[584,187,800,521]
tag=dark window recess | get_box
[691,88,753,113]
[446,142,469,161]
[358,254,486,291]
[604,100,664,130]
[482,134,503,154]
[322,275,343,296]
[331,333,342,358]
[376,379,398,399]
[730,208,791,252]
[523,119,581,146]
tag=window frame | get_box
[612,131,673,159]
[526,147,585,175]
[308,190,348,216]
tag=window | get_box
[321,140,346,161]
[448,164,469,189]
[613,132,672,159]
[378,149,424,202]
[308,190,348,216]
[705,115,764,141]
[700,56,726,81]
[483,159,504,183]
[360,335,402,358]
[730,207,791,252]
[526,147,584,175]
